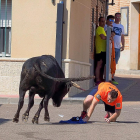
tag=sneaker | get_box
[111,78,118,85]
[80,111,87,119]
[104,113,109,118]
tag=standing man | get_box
[104,15,115,31]
[95,17,106,85]
[112,13,125,85]
[80,82,122,123]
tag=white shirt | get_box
[113,23,124,49]
[104,24,113,33]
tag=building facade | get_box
[108,0,140,70]
[0,0,107,97]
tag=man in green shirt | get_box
[95,17,106,85]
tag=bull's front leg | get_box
[43,95,50,122]
[22,90,35,122]
[13,89,26,123]
[32,98,44,124]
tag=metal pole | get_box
[55,1,64,67]
[106,26,111,82]
[4,0,7,57]
[0,0,1,53]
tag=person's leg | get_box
[95,53,104,84]
[102,52,106,81]
[112,48,120,85]
[81,86,98,118]
[95,59,103,83]
[115,48,120,64]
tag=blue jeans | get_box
[115,48,120,64]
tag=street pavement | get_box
[0,73,140,140]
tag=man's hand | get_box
[104,118,110,123]
[110,36,113,41]
[120,46,124,51]
[82,116,90,122]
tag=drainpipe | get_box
[105,0,115,81]
[96,0,99,27]
[55,0,64,67]
[105,0,109,18]
[4,0,7,57]
[0,0,1,51]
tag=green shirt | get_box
[95,26,106,54]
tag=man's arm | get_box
[99,34,106,40]
[105,109,121,123]
[121,34,125,51]
[100,34,113,41]
[82,97,99,122]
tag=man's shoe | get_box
[80,111,87,119]
[104,113,109,118]
[111,78,118,85]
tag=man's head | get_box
[106,15,114,26]
[99,17,105,27]
[115,13,121,24]
[107,90,118,103]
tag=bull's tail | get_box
[34,63,95,83]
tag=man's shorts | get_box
[89,86,98,96]
[103,101,115,113]
[115,48,120,64]
[96,52,106,64]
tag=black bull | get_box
[13,55,94,124]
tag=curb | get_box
[0,97,85,105]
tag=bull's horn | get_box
[34,64,95,82]
[71,81,86,91]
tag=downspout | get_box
[96,0,99,27]
[0,0,1,51]
[55,0,64,67]
[106,0,109,18]
[4,0,7,57]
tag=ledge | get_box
[62,59,91,66]
[0,58,28,62]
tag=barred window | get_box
[0,0,12,57]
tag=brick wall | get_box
[90,0,107,59]
[108,0,131,50]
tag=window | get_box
[120,7,129,36]
[0,0,12,57]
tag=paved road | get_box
[0,74,140,140]
[0,102,140,140]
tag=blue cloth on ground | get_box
[59,117,87,124]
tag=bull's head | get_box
[52,81,88,107]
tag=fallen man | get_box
[80,82,122,123]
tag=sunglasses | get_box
[109,19,114,22]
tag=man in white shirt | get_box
[112,13,125,85]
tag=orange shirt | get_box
[94,82,122,109]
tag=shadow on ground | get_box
[71,76,140,102]
[116,121,139,124]
[0,118,11,125]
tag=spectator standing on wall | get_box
[112,13,125,85]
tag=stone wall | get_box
[62,59,91,97]
[0,58,26,95]
[0,58,91,97]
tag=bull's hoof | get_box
[32,116,39,124]
[13,117,19,123]
[44,116,50,122]
[22,113,29,122]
